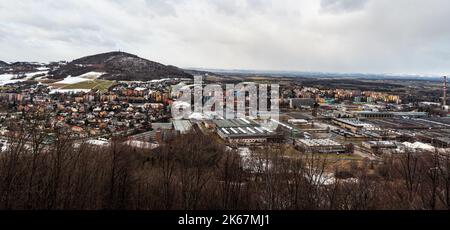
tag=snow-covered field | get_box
[24,71,48,79]
[150,78,171,83]
[0,71,49,86]
[54,72,105,84]
[54,76,91,84]
[78,72,106,79]
[49,89,92,94]
[0,74,21,86]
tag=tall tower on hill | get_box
[443,76,448,112]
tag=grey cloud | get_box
[320,0,370,13]
[0,0,449,75]
[144,0,177,16]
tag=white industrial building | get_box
[173,120,193,134]
[214,119,282,145]
[295,138,346,154]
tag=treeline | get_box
[0,125,450,210]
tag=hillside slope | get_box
[49,51,192,81]
[0,60,8,67]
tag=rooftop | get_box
[297,139,342,147]
[213,118,257,128]
[172,120,193,134]
[335,118,378,129]
[214,119,277,138]
[152,122,173,130]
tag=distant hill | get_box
[9,62,42,73]
[191,68,442,81]
[184,68,221,77]
[1,61,45,75]
[0,60,8,67]
[49,51,192,81]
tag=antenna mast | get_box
[444,76,448,110]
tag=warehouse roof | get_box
[214,119,278,138]
[297,139,343,147]
[213,118,257,128]
[173,120,193,134]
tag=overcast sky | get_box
[1,0,450,75]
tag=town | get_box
[1,52,450,211]
[1,71,449,160]
[3,1,450,228]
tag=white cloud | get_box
[0,0,449,75]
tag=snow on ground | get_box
[24,71,48,79]
[86,139,110,147]
[308,172,359,186]
[0,74,20,86]
[77,72,106,79]
[1,144,7,152]
[126,140,159,149]
[150,78,171,83]
[49,89,92,94]
[238,147,251,159]
[55,76,90,84]
[308,173,335,186]
[0,139,9,152]
[54,72,105,84]
[0,71,49,85]
[236,147,273,172]
[36,67,50,71]
[402,142,435,151]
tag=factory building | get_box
[214,118,282,145]
[333,118,380,133]
[129,123,174,143]
[362,141,398,154]
[353,111,428,119]
[416,129,450,148]
[288,119,309,126]
[295,139,346,154]
[173,120,193,135]
[289,98,316,109]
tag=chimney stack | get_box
[444,76,448,110]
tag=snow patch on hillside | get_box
[54,72,106,84]
[49,89,92,94]
[77,72,106,79]
[0,71,49,85]
[0,74,20,86]
[24,71,48,79]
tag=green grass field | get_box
[61,80,115,92]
